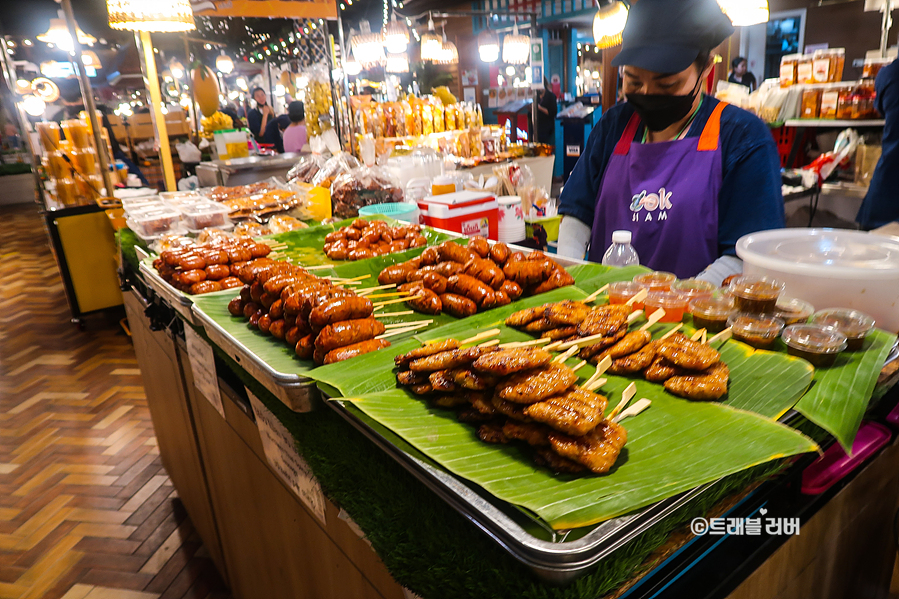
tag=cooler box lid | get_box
[418,190,494,207]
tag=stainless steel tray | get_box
[327,398,715,585]
[190,301,320,413]
[137,255,200,327]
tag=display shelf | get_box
[784,119,885,127]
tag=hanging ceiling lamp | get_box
[420,16,443,62]
[21,95,46,117]
[37,11,96,53]
[436,26,458,65]
[80,50,102,69]
[383,15,410,54]
[478,26,500,63]
[386,53,410,73]
[502,21,529,65]
[31,77,60,103]
[351,22,386,68]
[216,51,234,74]
[170,59,185,79]
[717,0,768,26]
[107,0,195,32]
[592,0,628,49]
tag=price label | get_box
[247,390,326,524]
[184,327,225,419]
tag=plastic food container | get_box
[644,291,687,323]
[689,295,737,333]
[736,229,899,334]
[728,275,785,313]
[728,313,785,349]
[782,324,847,367]
[773,297,815,325]
[633,271,676,292]
[809,309,876,351]
[607,281,645,311]
[129,207,182,237]
[180,202,231,230]
[672,278,716,303]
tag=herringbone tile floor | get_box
[0,204,231,599]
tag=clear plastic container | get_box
[36,122,61,152]
[56,178,77,206]
[671,278,715,303]
[633,271,676,291]
[728,313,785,349]
[772,297,815,325]
[643,291,688,323]
[782,324,847,367]
[607,281,645,311]
[728,275,785,313]
[180,202,231,230]
[122,196,164,212]
[809,309,876,351]
[689,295,737,333]
[129,207,182,237]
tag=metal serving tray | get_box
[138,260,201,326]
[189,301,319,412]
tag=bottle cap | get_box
[612,230,632,244]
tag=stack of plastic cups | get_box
[497,196,526,243]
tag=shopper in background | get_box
[856,58,898,230]
[535,80,557,145]
[727,57,757,91]
[263,112,291,153]
[282,101,307,153]
[247,87,273,142]
[557,0,784,282]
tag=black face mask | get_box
[626,75,703,132]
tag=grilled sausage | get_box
[258,314,273,335]
[463,257,505,289]
[314,317,385,353]
[323,338,391,364]
[405,287,442,314]
[325,231,344,244]
[260,291,278,309]
[200,249,229,266]
[204,264,230,281]
[501,280,523,301]
[269,319,287,340]
[239,286,252,303]
[420,246,440,266]
[437,241,476,264]
[242,301,261,319]
[494,289,511,306]
[408,236,427,248]
[226,247,253,263]
[398,281,425,294]
[177,253,206,271]
[489,242,512,265]
[352,218,368,229]
[434,261,465,278]
[533,268,575,294]
[349,248,373,261]
[422,272,448,295]
[468,236,490,259]
[447,274,495,307]
[190,281,222,295]
[249,243,272,258]
[378,263,415,285]
[219,277,242,290]
[309,296,374,329]
[268,299,284,320]
[503,260,547,287]
[175,269,206,286]
[295,334,315,360]
[228,296,244,316]
[160,249,188,267]
[439,293,477,317]
[248,308,264,328]
[285,326,303,347]
[237,258,276,284]
[345,227,362,240]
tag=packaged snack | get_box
[311,152,360,189]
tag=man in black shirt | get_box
[535,81,557,145]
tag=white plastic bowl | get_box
[736,228,899,333]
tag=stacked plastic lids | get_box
[497,195,525,243]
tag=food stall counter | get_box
[196,153,306,187]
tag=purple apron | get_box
[588,102,727,278]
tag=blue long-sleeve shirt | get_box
[559,96,785,257]
[857,61,899,230]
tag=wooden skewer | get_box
[334,281,363,286]
[374,310,414,318]
[384,319,433,328]
[584,355,612,388]
[638,308,666,331]
[701,329,708,344]
[614,398,651,423]
[585,378,607,392]
[375,321,431,339]
[544,339,565,352]
[584,284,610,303]
[608,382,638,421]
[478,339,500,348]
[571,360,587,373]
[302,264,335,270]
[344,274,372,282]
[498,337,552,349]
[557,330,620,351]
[460,329,501,345]
[552,345,580,364]
[708,327,733,345]
[690,328,707,342]
[626,309,645,325]
[357,284,397,295]
[373,295,420,308]
[366,292,414,299]
[625,287,649,307]
[660,324,684,340]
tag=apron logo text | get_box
[630,188,672,222]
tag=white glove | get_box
[557,216,591,260]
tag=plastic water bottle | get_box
[602,230,640,267]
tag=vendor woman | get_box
[557,0,784,282]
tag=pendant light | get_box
[21,95,46,117]
[107,0,195,32]
[420,15,443,62]
[216,51,234,74]
[717,0,769,26]
[170,59,185,79]
[351,22,386,68]
[37,10,96,53]
[386,53,410,73]
[478,26,500,63]
[502,21,529,65]
[80,50,102,69]
[592,0,628,49]
[31,77,60,103]
[383,15,410,54]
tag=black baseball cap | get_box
[611,0,734,74]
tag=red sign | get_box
[191,0,337,20]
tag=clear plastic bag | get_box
[287,153,327,184]
[330,164,404,218]
[311,152,360,189]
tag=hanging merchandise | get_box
[503,21,530,65]
[191,63,221,117]
[306,64,335,139]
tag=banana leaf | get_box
[566,263,650,290]
[794,328,897,453]
[340,386,817,529]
